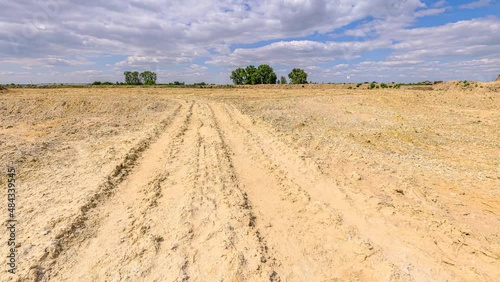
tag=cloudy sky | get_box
[0,0,499,84]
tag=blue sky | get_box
[0,0,499,84]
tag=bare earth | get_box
[1,85,499,281]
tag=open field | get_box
[1,85,499,281]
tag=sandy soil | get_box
[0,85,499,281]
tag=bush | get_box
[356,83,362,88]
[369,82,377,89]
[380,83,388,88]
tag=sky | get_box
[0,0,499,84]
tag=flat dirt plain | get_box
[1,83,499,281]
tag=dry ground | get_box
[0,85,499,281]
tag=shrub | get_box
[356,83,362,88]
[381,83,388,88]
[369,82,377,89]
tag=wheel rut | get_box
[31,101,279,282]
[209,102,465,281]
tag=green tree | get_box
[280,76,287,84]
[124,71,132,84]
[244,65,258,85]
[288,68,308,84]
[230,68,246,85]
[257,64,277,84]
[124,71,142,85]
[140,71,157,85]
[131,71,141,85]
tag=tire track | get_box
[140,102,279,281]
[224,101,499,281]
[31,101,280,282]
[26,100,192,281]
[211,102,464,281]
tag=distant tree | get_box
[288,68,308,84]
[140,71,157,85]
[230,64,277,85]
[173,81,184,86]
[92,81,102,85]
[131,71,141,85]
[244,65,258,85]
[124,71,142,85]
[280,76,287,84]
[124,71,132,84]
[230,68,246,85]
[256,64,277,84]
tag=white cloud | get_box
[433,0,447,8]
[388,17,500,60]
[414,8,447,18]
[207,39,391,66]
[459,0,492,9]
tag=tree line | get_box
[230,65,308,85]
[123,71,157,85]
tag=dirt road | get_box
[1,87,498,281]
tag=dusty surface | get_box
[0,85,499,281]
